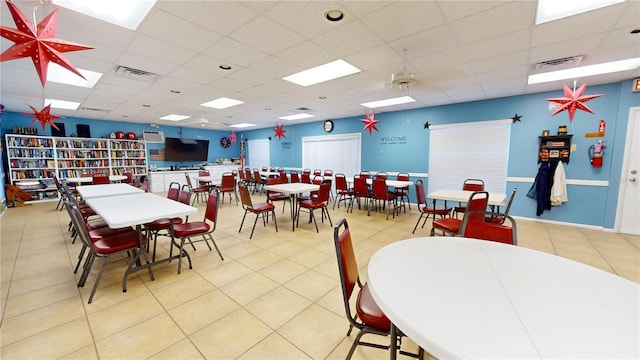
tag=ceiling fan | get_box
[391,48,417,90]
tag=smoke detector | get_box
[391,49,417,89]
[195,113,209,126]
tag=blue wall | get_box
[2,79,638,228]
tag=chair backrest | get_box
[267,176,281,186]
[184,173,194,188]
[238,168,246,181]
[302,169,311,175]
[301,172,311,184]
[141,178,149,192]
[238,182,253,209]
[244,169,253,182]
[123,172,133,184]
[397,172,409,181]
[503,186,518,216]
[359,171,370,179]
[374,172,388,180]
[167,181,181,201]
[178,184,191,205]
[414,179,427,205]
[199,170,210,177]
[253,169,262,182]
[262,167,268,172]
[81,173,93,178]
[312,175,324,185]
[204,189,220,230]
[290,171,300,183]
[353,175,369,197]
[333,219,360,311]
[335,174,348,191]
[317,182,331,205]
[279,171,289,183]
[93,175,110,185]
[323,170,333,176]
[313,169,322,176]
[461,211,517,245]
[462,178,485,191]
[220,173,235,190]
[371,177,389,198]
[463,191,490,223]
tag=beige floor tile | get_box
[236,250,283,271]
[220,272,279,305]
[238,332,311,359]
[87,292,165,340]
[284,269,337,302]
[3,279,79,318]
[190,308,272,359]
[260,259,308,284]
[289,248,333,268]
[198,259,254,287]
[169,289,240,335]
[153,274,216,309]
[58,344,99,360]
[148,338,205,359]
[245,286,312,329]
[278,304,346,359]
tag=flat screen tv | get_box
[164,137,209,162]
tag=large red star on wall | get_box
[547,82,603,123]
[0,1,94,87]
[361,110,380,135]
[273,124,286,140]
[25,104,62,131]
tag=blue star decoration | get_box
[511,113,522,123]
[423,122,430,129]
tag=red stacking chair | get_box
[266,177,290,214]
[333,173,354,210]
[238,182,278,239]
[431,191,488,236]
[453,178,484,218]
[297,182,332,232]
[461,211,518,245]
[412,179,452,234]
[218,172,238,205]
[370,177,397,220]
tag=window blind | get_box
[247,139,270,169]
[302,133,361,177]
[428,119,511,194]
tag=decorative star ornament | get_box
[25,104,62,131]
[361,110,380,135]
[547,82,603,122]
[511,113,522,123]
[0,1,94,87]
[423,121,430,129]
[230,130,237,144]
[273,123,286,140]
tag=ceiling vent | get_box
[113,65,159,82]
[534,55,585,72]
[391,49,417,89]
[142,130,164,143]
[79,106,109,113]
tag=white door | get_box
[616,107,640,235]
[247,139,270,169]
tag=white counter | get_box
[148,165,237,192]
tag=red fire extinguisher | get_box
[588,140,605,167]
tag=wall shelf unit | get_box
[5,134,148,202]
[538,134,573,163]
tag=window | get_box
[302,133,361,177]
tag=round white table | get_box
[367,237,639,359]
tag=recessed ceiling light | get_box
[535,0,625,24]
[52,0,156,30]
[528,57,640,84]
[219,65,232,70]
[283,59,361,87]
[230,123,256,128]
[361,96,416,109]
[279,113,315,121]
[45,99,80,110]
[47,64,102,88]
[325,9,344,22]
[159,114,190,121]
[201,97,245,109]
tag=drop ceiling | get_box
[1,0,638,130]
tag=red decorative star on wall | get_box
[0,1,94,87]
[25,104,62,131]
[273,124,286,140]
[547,82,603,122]
[361,110,380,135]
[230,130,237,144]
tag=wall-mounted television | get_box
[164,137,209,162]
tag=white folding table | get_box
[76,183,143,199]
[367,237,639,359]
[263,182,319,231]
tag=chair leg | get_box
[87,256,108,304]
[249,214,260,239]
[412,213,425,234]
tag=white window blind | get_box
[428,119,511,194]
[301,133,361,177]
[247,139,270,169]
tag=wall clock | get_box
[220,136,232,148]
[323,119,334,133]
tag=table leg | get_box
[290,193,297,231]
[123,224,154,292]
[390,323,398,360]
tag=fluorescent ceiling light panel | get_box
[159,114,190,121]
[361,96,416,109]
[283,59,361,86]
[200,97,245,109]
[278,113,315,121]
[528,57,640,84]
[52,0,156,30]
[45,99,80,110]
[229,123,256,128]
[47,63,102,88]
[536,0,625,24]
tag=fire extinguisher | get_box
[588,140,605,167]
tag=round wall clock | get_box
[220,136,232,148]
[323,119,334,133]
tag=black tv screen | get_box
[164,137,209,161]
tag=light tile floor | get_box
[1,192,638,359]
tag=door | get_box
[247,139,270,169]
[617,107,640,235]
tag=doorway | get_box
[616,107,640,235]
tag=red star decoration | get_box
[25,104,62,131]
[0,1,94,87]
[361,110,380,135]
[230,130,237,144]
[273,124,286,140]
[547,83,603,123]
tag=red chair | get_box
[145,182,183,261]
[252,168,266,193]
[359,171,371,179]
[301,171,311,184]
[198,170,214,189]
[485,186,517,224]
[323,169,333,177]
[412,179,452,234]
[333,173,354,210]
[431,191,488,236]
[349,175,370,213]
[185,173,209,204]
[297,182,332,232]
[461,211,517,245]
[266,177,290,213]
[123,172,133,184]
[172,189,224,274]
[333,218,423,360]
[453,178,485,218]
[374,172,388,180]
[370,177,397,219]
[290,170,300,183]
[313,169,322,176]
[278,170,289,183]
[394,172,411,211]
[219,172,238,205]
[93,175,110,185]
[238,182,278,239]
[141,178,149,192]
